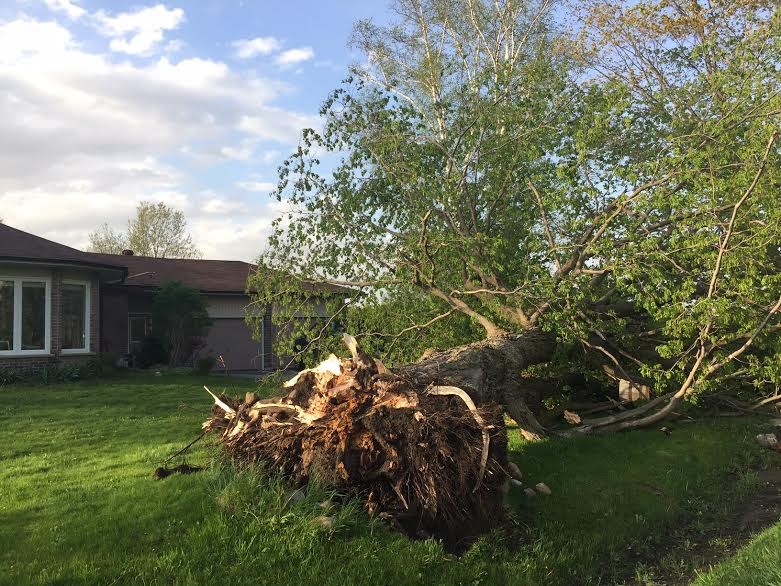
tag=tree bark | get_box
[395,329,556,439]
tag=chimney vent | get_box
[121,249,135,256]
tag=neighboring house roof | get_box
[91,253,349,295]
[89,253,256,293]
[0,223,127,274]
[1,223,348,296]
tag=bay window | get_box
[61,281,90,352]
[0,277,51,355]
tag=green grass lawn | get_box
[0,374,778,585]
[693,522,781,586]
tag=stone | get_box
[313,515,334,530]
[535,482,551,495]
[507,462,523,481]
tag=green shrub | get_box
[134,335,168,369]
[38,360,101,384]
[151,282,212,367]
[0,368,23,386]
[96,353,119,374]
[195,356,216,376]
[0,359,104,386]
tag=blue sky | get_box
[0,1,390,260]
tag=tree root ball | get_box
[203,335,513,551]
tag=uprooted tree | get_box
[204,334,526,549]
[249,0,780,439]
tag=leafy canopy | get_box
[252,0,780,405]
[152,282,212,367]
[88,201,202,259]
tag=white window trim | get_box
[61,280,91,354]
[0,275,52,357]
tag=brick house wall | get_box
[0,267,100,375]
[100,287,130,356]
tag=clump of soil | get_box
[153,463,203,479]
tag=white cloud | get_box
[218,140,256,161]
[0,189,186,249]
[95,4,185,56]
[203,197,246,214]
[233,36,281,59]
[259,149,282,164]
[0,18,72,61]
[164,39,185,53]
[238,110,319,142]
[43,0,86,20]
[0,19,298,185]
[236,181,276,193]
[190,214,276,261]
[275,46,314,66]
[0,186,277,261]
[0,17,320,260]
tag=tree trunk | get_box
[396,329,556,438]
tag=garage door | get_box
[203,318,262,372]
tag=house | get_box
[0,223,296,374]
[92,252,277,371]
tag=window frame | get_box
[60,279,91,354]
[128,313,153,354]
[0,275,52,357]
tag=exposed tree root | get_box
[203,334,519,550]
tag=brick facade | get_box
[100,287,130,357]
[0,267,100,375]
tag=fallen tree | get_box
[204,334,533,550]
[250,0,780,436]
[397,329,556,440]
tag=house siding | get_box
[100,288,129,356]
[263,306,279,370]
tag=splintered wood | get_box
[203,334,512,548]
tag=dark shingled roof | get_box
[0,223,126,273]
[2,224,346,295]
[89,253,256,293]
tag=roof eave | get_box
[0,256,128,278]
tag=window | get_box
[129,315,152,353]
[62,282,89,352]
[0,277,50,355]
[21,282,46,350]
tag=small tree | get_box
[151,282,212,367]
[88,201,202,258]
[88,223,126,255]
